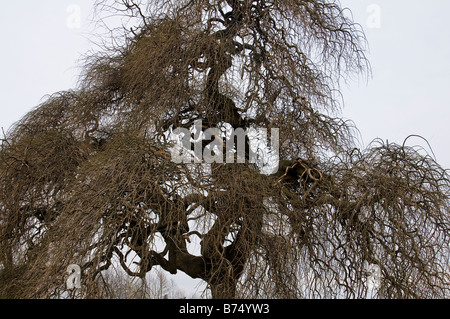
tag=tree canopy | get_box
[1,0,449,299]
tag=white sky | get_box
[1,0,449,296]
[340,0,450,169]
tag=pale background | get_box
[1,1,449,296]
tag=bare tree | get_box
[1,0,449,299]
[98,267,186,299]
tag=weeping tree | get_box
[1,0,449,299]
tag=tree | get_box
[98,267,187,299]
[1,0,449,299]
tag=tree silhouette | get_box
[1,0,449,299]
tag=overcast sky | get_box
[1,0,449,296]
